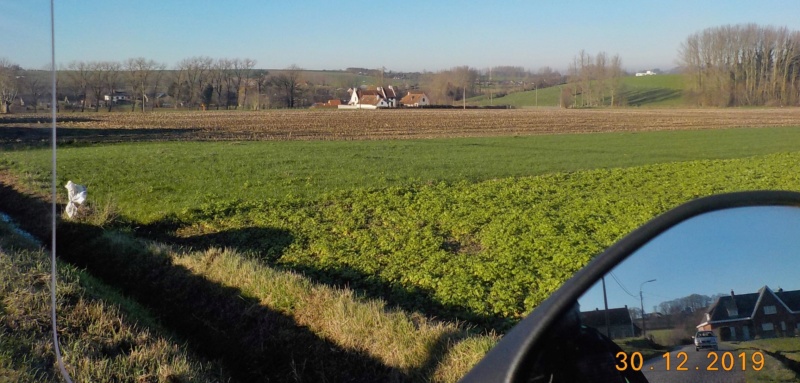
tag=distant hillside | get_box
[620,74,686,107]
[467,74,687,108]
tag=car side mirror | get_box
[460,191,800,382]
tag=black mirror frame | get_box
[460,190,800,382]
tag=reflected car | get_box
[694,330,718,351]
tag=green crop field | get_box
[2,126,800,329]
[2,110,800,381]
[3,126,800,222]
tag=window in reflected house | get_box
[762,323,774,331]
[764,305,777,315]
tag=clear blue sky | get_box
[3,1,800,73]
[579,206,800,314]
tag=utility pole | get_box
[602,276,610,338]
[640,279,656,338]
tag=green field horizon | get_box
[3,126,800,222]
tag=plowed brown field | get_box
[2,108,800,144]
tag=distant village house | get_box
[104,91,131,104]
[400,91,429,107]
[338,86,398,109]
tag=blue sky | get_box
[579,206,800,314]
[3,1,800,73]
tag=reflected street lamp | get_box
[640,279,656,338]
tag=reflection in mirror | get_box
[525,206,800,382]
[572,206,800,382]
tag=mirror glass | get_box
[554,206,800,382]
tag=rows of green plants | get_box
[4,127,800,223]
[176,152,800,329]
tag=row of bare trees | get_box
[565,51,625,108]
[0,58,52,114]
[61,57,273,111]
[423,66,480,105]
[680,24,800,106]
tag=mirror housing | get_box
[460,190,800,382]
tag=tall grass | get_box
[0,221,231,382]
[174,246,498,381]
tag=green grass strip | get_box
[2,126,800,222]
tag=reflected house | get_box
[697,286,800,341]
[580,306,638,339]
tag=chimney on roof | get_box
[778,287,784,293]
[731,290,735,298]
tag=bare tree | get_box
[99,61,122,112]
[231,58,256,109]
[66,61,92,112]
[167,68,188,108]
[250,69,269,110]
[210,58,232,110]
[270,65,303,108]
[148,62,167,108]
[567,50,624,107]
[87,61,105,112]
[176,56,214,108]
[609,55,624,107]
[125,57,163,112]
[680,24,800,106]
[0,58,21,114]
[24,71,46,112]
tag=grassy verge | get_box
[735,338,800,382]
[0,221,230,382]
[48,222,496,382]
[172,246,498,382]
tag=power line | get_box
[610,271,637,298]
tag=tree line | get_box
[563,50,625,108]
[0,56,314,112]
[62,57,268,111]
[680,24,800,106]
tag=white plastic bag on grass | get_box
[65,181,87,219]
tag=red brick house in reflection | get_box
[696,286,800,341]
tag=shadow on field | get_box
[142,217,514,332]
[0,183,412,382]
[622,88,682,106]
[0,115,99,125]
[0,126,203,147]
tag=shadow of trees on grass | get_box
[141,216,514,332]
[622,88,682,106]
[0,127,203,147]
